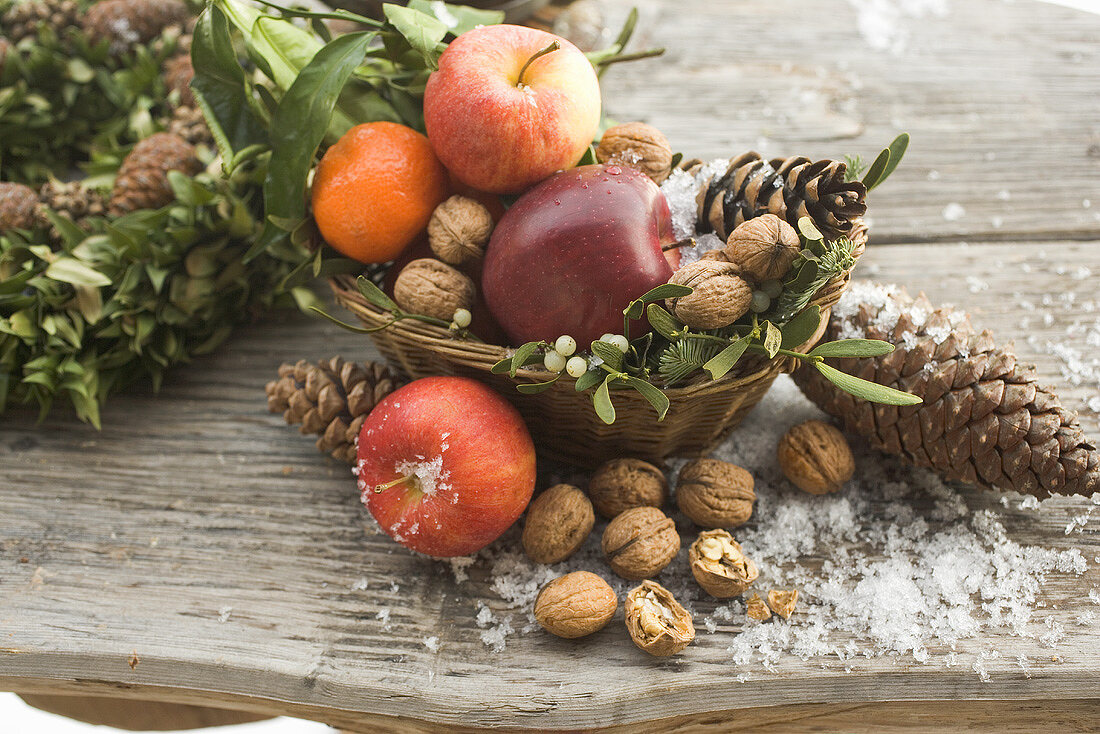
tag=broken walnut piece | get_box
[688,529,759,599]
[624,580,695,656]
[746,593,772,621]
[768,589,799,619]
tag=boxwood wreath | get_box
[0,0,305,425]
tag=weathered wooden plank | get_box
[592,0,1100,242]
[0,241,1098,731]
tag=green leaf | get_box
[356,275,398,311]
[517,376,560,394]
[638,283,692,303]
[574,368,603,392]
[797,216,823,242]
[577,145,598,166]
[45,258,112,287]
[647,303,683,340]
[249,31,375,262]
[703,335,750,380]
[593,376,616,424]
[809,339,895,359]
[383,4,447,68]
[624,376,669,421]
[814,362,922,406]
[510,341,541,377]
[591,340,624,372]
[491,357,512,374]
[860,146,890,190]
[780,305,821,350]
[289,286,323,312]
[871,132,909,191]
[191,6,269,162]
[763,321,782,358]
[406,0,504,35]
[612,7,639,50]
[251,15,325,90]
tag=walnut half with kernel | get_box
[601,506,680,580]
[688,529,758,599]
[534,571,617,639]
[625,580,695,656]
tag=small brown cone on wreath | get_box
[38,180,108,237]
[109,132,202,215]
[684,153,867,242]
[0,182,43,233]
[2,0,80,43]
[82,0,190,54]
[162,53,195,107]
[266,357,404,464]
[792,282,1100,498]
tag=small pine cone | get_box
[792,282,1100,498]
[687,152,866,241]
[0,182,43,233]
[163,53,195,107]
[3,0,80,42]
[38,181,109,237]
[109,132,202,216]
[167,105,213,147]
[265,357,403,464]
[82,0,190,55]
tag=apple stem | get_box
[516,41,560,87]
[663,237,696,252]
[373,475,414,494]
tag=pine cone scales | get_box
[39,180,108,236]
[109,132,201,215]
[0,182,42,232]
[687,153,867,241]
[793,283,1100,497]
[3,0,80,42]
[82,0,190,54]
[266,357,402,464]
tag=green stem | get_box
[745,344,819,361]
[373,475,415,494]
[517,41,560,86]
[595,48,665,69]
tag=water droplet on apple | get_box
[606,165,622,175]
[554,199,561,205]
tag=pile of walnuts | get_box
[524,420,854,657]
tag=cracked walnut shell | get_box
[746,593,771,621]
[665,259,753,330]
[723,214,800,282]
[676,458,755,528]
[522,484,595,564]
[427,195,493,265]
[777,420,855,495]
[688,529,758,599]
[392,258,476,321]
[587,458,667,519]
[601,506,679,580]
[534,571,617,639]
[768,589,799,619]
[596,122,674,184]
[625,580,695,656]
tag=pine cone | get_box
[38,180,108,237]
[0,182,43,233]
[687,153,867,242]
[167,105,212,147]
[265,357,403,464]
[2,0,80,42]
[82,0,190,54]
[109,132,202,216]
[792,282,1100,498]
[163,53,194,107]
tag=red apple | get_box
[357,376,536,557]
[423,25,601,194]
[482,164,678,347]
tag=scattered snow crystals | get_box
[845,0,949,55]
[376,609,392,630]
[217,606,232,623]
[942,202,966,221]
[423,636,441,652]
[351,577,369,591]
[1089,589,1100,605]
[394,455,450,498]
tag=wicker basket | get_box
[332,226,866,467]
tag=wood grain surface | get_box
[3,0,1100,730]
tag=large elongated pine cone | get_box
[109,132,201,215]
[685,153,867,241]
[266,357,403,464]
[792,282,1100,497]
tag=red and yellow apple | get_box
[423,24,601,194]
[357,376,536,557]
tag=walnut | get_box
[624,580,694,656]
[688,529,758,599]
[700,248,733,263]
[768,589,799,619]
[522,484,595,564]
[596,122,674,184]
[534,571,617,639]
[745,592,771,621]
[392,258,476,321]
[427,195,493,265]
[665,259,753,330]
[601,506,679,580]
[777,419,855,495]
[676,458,755,528]
[723,214,800,282]
[587,458,667,519]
